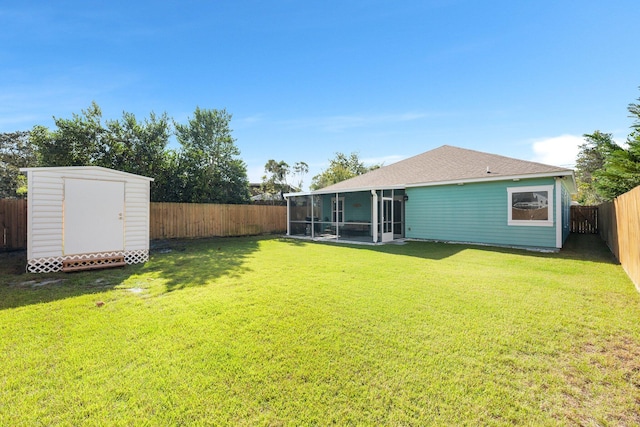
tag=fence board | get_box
[0,199,27,251]
[599,185,640,290]
[570,205,598,234]
[0,200,286,250]
[149,203,286,239]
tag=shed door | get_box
[64,178,125,255]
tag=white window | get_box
[332,197,344,224]
[507,185,553,227]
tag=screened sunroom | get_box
[285,189,406,244]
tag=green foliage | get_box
[310,152,379,190]
[0,131,37,198]
[174,107,250,204]
[580,92,640,201]
[102,112,174,201]
[290,161,309,190]
[102,112,171,174]
[29,102,179,202]
[30,102,106,166]
[260,160,308,202]
[261,159,290,202]
[575,131,618,204]
[0,236,638,425]
[593,98,640,200]
[25,102,251,203]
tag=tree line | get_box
[1,102,250,203]
[1,101,382,204]
[7,94,635,205]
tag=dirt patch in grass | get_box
[557,335,640,425]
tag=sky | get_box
[2,1,639,189]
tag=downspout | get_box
[371,190,378,243]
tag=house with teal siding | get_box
[285,145,576,250]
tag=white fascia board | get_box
[284,171,576,196]
[283,191,310,198]
[285,185,406,198]
[405,171,575,189]
[20,166,155,181]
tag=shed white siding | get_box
[21,166,153,273]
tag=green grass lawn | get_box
[1,235,639,425]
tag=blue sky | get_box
[2,1,639,189]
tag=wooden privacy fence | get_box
[150,203,286,239]
[599,185,640,289]
[570,205,598,234]
[0,200,286,250]
[0,199,27,251]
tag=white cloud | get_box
[530,134,583,168]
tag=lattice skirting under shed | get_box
[27,250,149,273]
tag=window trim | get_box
[507,185,554,227]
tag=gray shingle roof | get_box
[319,145,573,192]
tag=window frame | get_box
[507,185,554,227]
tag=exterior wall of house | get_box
[405,177,560,249]
[23,167,152,272]
[320,191,372,223]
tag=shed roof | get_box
[311,145,574,194]
[20,166,154,181]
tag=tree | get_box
[30,102,177,202]
[174,107,250,204]
[261,160,289,202]
[0,131,37,198]
[260,160,309,202]
[310,152,379,190]
[30,101,107,167]
[591,95,640,200]
[26,102,252,203]
[102,112,173,201]
[291,161,309,191]
[575,131,618,204]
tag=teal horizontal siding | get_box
[405,178,558,248]
[320,191,372,222]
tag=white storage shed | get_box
[20,166,154,273]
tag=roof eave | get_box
[405,171,575,190]
[285,184,406,198]
[285,171,577,198]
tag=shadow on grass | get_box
[1,234,615,311]
[0,236,263,310]
[292,233,618,265]
[139,235,261,292]
[0,251,141,311]
[554,233,618,263]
